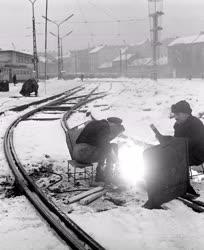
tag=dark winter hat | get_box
[171,100,192,114]
[107,117,123,124]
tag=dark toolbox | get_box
[143,137,188,208]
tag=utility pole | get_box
[119,48,122,76]
[75,51,78,76]
[44,0,48,85]
[42,14,74,79]
[123,40,128,76]
[28,0,39,79]
[50,31,72,78]
[125,49,128,76]
[61,38,63,74]
[148,0,164,81]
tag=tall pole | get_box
[57,25,61,79]
[148,0,164,81]
[125,48,128,76]
[44,0,48,85]
[119,48,122,76]
[50,31,72,79]
[75,51,77,76]
[42,13,74,80]
[61,38,64,73]
[29,0,38,80]
[152,12,158,80]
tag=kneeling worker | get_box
[73,117,125,183]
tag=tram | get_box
[0,65,33,83]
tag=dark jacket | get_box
[174,115,204,165]
[76,120,110,148]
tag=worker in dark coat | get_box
[20,78,38,97]
[73,117,125,183]
[157,100,204,196]
[171,100,204,166]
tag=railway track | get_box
[3,85,107,250]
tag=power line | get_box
[88,0,118,21]
[67,18,147,24]
[75,0,95,46]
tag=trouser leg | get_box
[95,158,105,181]
[104,143,118,183]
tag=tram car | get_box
[0,65,33,83]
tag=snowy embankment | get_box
[0,79,81,250]
[1,78,204,250]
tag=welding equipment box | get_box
[143,137,188,208]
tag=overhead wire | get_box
[88,0,122,44]
[67,18,146,24]
[75,0,95,46]
[72,0,147,47]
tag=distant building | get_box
[168,33,204,78]
[70,48,91,74]
[38,53,58,78]
[0,50,33,81]
[0,50,33,66]
[128,56,170,78]
[89,45,122,74]
[66,38,173,78]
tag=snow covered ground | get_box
[1,78,204,250]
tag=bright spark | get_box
[118,141,145,185]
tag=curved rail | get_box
[4,86,106,250]
[0,86,83,116]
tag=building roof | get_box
[89,45,105,54]
[131,56,168,66]
[131,57,152,66]
[0,49,32,56]
[168,34,204,47]
[113,53,133,62]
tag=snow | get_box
[0,197,69,250]
[1,77,204,249]
[113,53,132,62]
[0,78,81,112]
[168,33,204,46]
[89,45,105,54]
[131,57,168,66]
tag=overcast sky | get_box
[1,0,204,54]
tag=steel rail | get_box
[3,86,106,250]
[0,85,83,116]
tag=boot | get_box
[95,164,105,182]
[186,184,200,197]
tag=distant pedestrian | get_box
[13,74,17,86]
[80,74,84,82]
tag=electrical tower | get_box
[148,0,164,80]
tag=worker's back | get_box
[76,119,110,148]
